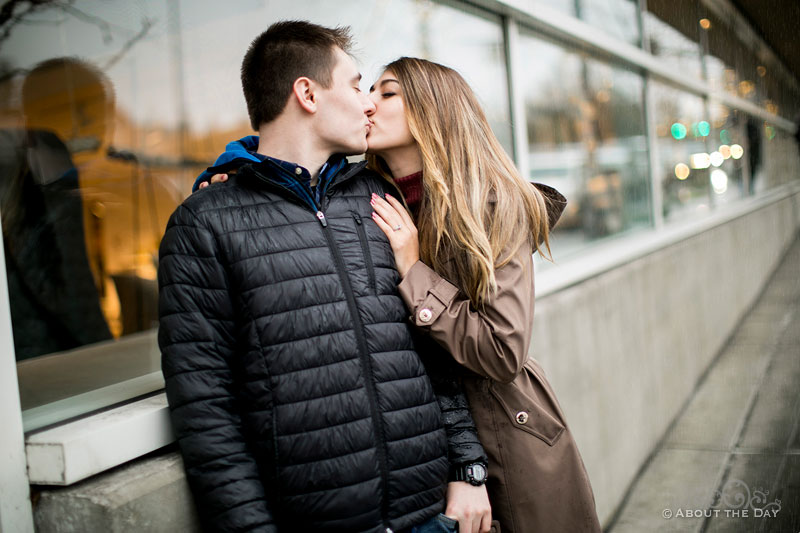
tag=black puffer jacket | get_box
[159,159,485,532]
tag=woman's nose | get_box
[364,94,376,115]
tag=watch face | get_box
[470,463,487,482]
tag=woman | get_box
[365,57,601,533]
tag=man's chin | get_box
[339,142,368,156]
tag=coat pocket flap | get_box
[488,369,565,446]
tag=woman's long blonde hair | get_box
[367,57,551,307]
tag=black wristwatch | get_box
[449,462,488,486]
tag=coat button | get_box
[418,308,433,323]
[515,411,529,424]
[295,167,302,175]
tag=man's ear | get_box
[292,77,317,114]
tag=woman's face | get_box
[366,70,416,155]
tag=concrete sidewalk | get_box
[607,236,800,533]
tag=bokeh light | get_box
[711,169,728,194]
[709,151,724,167]
[730,144,744,159]
[675,163,690,180]
[671,123,687,140]
[719,145,731,159]
[690,153,711,169]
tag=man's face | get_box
[314,47,375,155]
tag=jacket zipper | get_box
[316,209,391,529]
[351,212,377,294]
[252,163,391,528]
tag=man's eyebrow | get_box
[369,79,400,92]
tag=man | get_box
[159,21,488,532]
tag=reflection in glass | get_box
[651,82,709,221]
[1,59,113,361]
[0,0,511,425]
[519,32,649,257]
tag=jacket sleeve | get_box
[373,177,488,469]
[416,339,489,469]
[158,204,277,532]
[397,243,536,384]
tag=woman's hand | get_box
[370,193,419,278]
[198,173,228,190]
[444,482,492,533]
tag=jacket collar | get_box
[244,157,367,212]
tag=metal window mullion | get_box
[636,0,648,52]
[643,75,664,230]
[702,96,715,209]
[503,16,530,181]
[0,229,35,533]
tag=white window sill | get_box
[26,394,172,485]
[22,182,799,487]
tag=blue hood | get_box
[192,135,261,192]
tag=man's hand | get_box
[198,173,229,190]
[444,482,492,533]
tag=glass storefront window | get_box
[577,0,640,46]
[523,0,640,45]
[519,31,649,258]
[650,82,709,221]
[643,0,702,80]
[700,7,763,106]
[701,9,738,99]
[761,123,800,191]
[0,0,510,429]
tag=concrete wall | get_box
[31,188,800,531]
[530,188,800,526]
[33,451,200,533]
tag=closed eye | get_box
[382,93,396,98]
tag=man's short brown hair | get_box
[241,20,353,130]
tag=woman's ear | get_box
[292,77,317,114]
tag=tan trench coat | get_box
[397,188,601,533]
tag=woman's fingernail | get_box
[221,174,228,180]
[385,193,393,199]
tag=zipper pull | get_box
[316,211,328,227]
[352,212,362,225]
